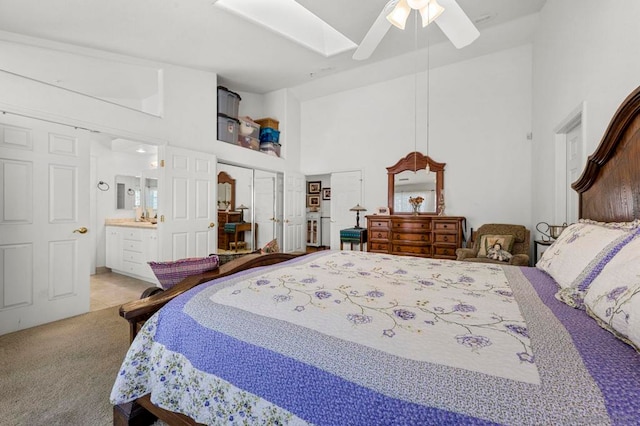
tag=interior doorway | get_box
[554,103,585,225]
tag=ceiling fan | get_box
[353,0,480,61]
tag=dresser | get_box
[218,211,242,250]
[366,215,465,259]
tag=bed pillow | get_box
[148,256,219,290]
[215,250,261,266]
[536,222,633,289]
[262,238,280,253]
[477,234,514,257]
[584,235,640,351]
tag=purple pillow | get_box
[148,256,219,290]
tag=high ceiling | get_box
[0,0,546,97]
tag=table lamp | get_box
[349,204,367,228]
[238,204,249,222]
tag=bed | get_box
[111,86,640,425]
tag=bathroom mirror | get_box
[387,152,445,215]
[143,178,158,214]
[115,175,141,210]
[217,171,235,211]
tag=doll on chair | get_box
[486,242,512,262]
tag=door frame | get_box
[553,102,587,224]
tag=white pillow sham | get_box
[584,235,640,351]
[536,222,634,289]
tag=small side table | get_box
[534,239,553,263]
[340,227,367,251]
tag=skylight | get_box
[215,0,357,57]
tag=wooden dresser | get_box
[366,215,466,259]
[218,210,242,250]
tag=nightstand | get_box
[340,227,367,251]
[534,239,553,263]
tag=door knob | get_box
[284,219,290,224]
[208,223,215,228]
[73,227,88,234]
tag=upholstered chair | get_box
[456,224,530,266]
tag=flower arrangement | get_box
[409,196,424,215]
[408,196,424,207]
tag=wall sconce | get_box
[349,204,367,228]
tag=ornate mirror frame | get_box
[387,151,445,215]
[217,171,236,211]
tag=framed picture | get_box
[375,206,389,215]
[307,181,321,194]
[307,194,321,207]
[322,187,331,200]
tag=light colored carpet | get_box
[0,306,131,426]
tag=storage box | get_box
[255,117,279,130]
[238,116,260,139]
[259,127,280,143]
[260,141,281,157]
[217,113,240,144]
[217,86,241,118]
[238,135,260,151]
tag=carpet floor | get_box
[0,306,131,426]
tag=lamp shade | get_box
[418,0,444,27]
[386,0,411,30]
[349,204,367,212]
[237,204,249,210]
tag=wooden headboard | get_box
[572,86,640,222]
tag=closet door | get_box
[284,171,305,253]
[0,114,90,335]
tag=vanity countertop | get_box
[105,219,157,229]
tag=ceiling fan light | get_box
[386,0,411,30]
[419,0,445,27]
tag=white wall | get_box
[531,0,640,236]
[300,45,533,234]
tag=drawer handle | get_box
[443,224,448,228]
[443,236,449,241]
[421,235,425,241]
[377,233,382,238]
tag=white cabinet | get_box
[306,212,321,247]
[106,226,159,284]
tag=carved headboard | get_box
[572,86,640,222]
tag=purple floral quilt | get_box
[111,251,640,425]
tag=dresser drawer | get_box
[122,228,143,241]
[393,232,431,243]
[392,221,432,231]
[370,230,390,240]
[434,246,457,258]
[393,245,431,256]
[369,219,390,229]
[123,249,144,264]
[433,221,459,232]
[122,239,143,252]
[369,242,389,252]
[434,233,458,244]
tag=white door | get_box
[330,170,363,250]
[159,146,217,260]
[254,171,276,248]
[0,114,90,335]
[283,171,305,253]
[566,122,582,223]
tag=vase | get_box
[411,204,420,215]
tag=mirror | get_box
[115,175,141,210]
[217,171,236,211]
[387,152,445,215]
[143,178,158,216]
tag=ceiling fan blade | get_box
[352,0,398,61]
[434,0,479,49]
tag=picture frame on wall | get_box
[307,181,321,194]
[307,195,321,208]
[375,206,389,215]
[322,187,331,200]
